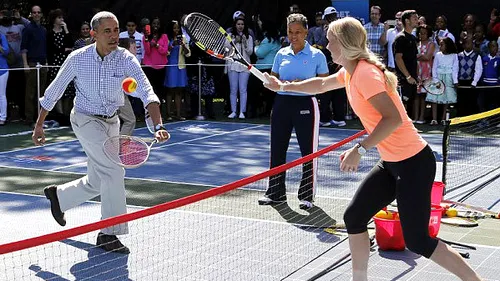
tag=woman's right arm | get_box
[264,72,344,95]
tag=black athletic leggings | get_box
[343,145,438,258]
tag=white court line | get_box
[0,126,71,138]
[50,124,265,171]
[0,164,354,201]
[2,190,499,251]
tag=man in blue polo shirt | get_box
[21,5,47,126]
[258,13,328,210]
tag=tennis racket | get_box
[420,77,446,95]
[183,12,268,83]
[103,135,158,168]
[442,200,500,219]
[441,216,478,227]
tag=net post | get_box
[441,119,451,195]
[195,59,205,121]
[36,63,41,117]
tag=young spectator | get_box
[427,37,458,125]
[119,16,144,63]
[415,24,435,123]
[117,37,137,135]
[226,17,253,119]
[478,41,500,113]
[73,21,95,50]
[434,15,455,43]
[164,20,191,120]
[473,23,490,58]
[142,17,169,105]
[457,36,482,116]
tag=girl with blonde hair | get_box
[263,16,482,281]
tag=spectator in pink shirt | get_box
[143,17,169,103]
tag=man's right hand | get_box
[407,76,417,85]
[32,125,45,146]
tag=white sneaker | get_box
[331,120,347,127]
[299,200,314,210]
[319,121,331,127]
[239,112,245,119]
[228,112,236,119]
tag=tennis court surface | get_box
[1,118,499,280]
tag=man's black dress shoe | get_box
[96,232,130,254]
[44,185,66,226]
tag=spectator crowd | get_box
[0,3,499,128]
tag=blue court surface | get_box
[1,191,499,281]
[1,121,499,280]
[0,120,446,188]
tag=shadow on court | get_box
[29,239,131,281]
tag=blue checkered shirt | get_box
[40,44,160,116]
[364,22,385,56]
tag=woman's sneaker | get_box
[228,112,237,119]
[299,200,314,210]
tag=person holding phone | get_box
[46,8,74,124]
[164,20,191,120]
[142,17,169,106]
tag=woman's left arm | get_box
[360,93,402,150]
[340,92,402,172]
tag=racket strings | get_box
[186,15,229,56]
[104,137,150,167]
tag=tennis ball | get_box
[122,77,137,94]
[446,208,458,217]
[375,210,393,219]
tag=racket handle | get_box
[248,65,268,83]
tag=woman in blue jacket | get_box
[0,33,10,125]
[252,21,281,117]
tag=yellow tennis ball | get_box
[446,208,458,217]
[122,77,137,94]
[375,210,393,219]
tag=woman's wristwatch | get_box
[355,143,367,155]
[279,84,286,92]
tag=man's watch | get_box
[155,124,166,132]
[355,143,367,155]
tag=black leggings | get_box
[343,145,438,258]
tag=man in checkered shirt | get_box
[364,6,386,57]
[31,11,170,254]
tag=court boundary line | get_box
[0,126,71,138]
[1,190,499,251]
[49,124,266,171]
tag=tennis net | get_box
[442,107,500,198]
[0,129,382,280]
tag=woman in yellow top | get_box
[264,16,482,281]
